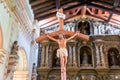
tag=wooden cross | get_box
[57,8,64,30]
[36,5,89,43]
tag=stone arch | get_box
[107,48,119,67]
[0,25,3,49]
[79,46,92,67]
[16,47,28,70]
[13,47,28,80]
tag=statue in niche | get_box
[80,24,87,35]
[82,51,89,66]
[52,53,60,67]
[11,41,19,59]
[55,56,60,67]
[11,41,19,55]
[79,22,90,35]
[110,51,118,66]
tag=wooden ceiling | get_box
[29,0,120,28]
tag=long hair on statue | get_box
[58,32,66,39]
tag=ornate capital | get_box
[68,40,77,47]
[94,39,104,46]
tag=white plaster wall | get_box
[18,27,31,66]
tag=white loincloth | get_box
[57,48,68,58]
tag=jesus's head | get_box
[58,32,65,39]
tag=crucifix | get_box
[36,1,89,80]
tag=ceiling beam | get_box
[81,6,87,16]
[40,8,81,27]
[92,1,113,8]
[36,0,95,20]
[56,0,61,9]
[34,5,56,14]
[106,0,120,23]
[34,0,78,15]
[41,14,78,29]
[40,14,120,29]
[35,1,80,19]
[35,0,95,19]
[31,0,49,7]
[40,18,57,27]
[113,0,120,8]
[34,0,78,16]
[92,0,120,10]
[88,3,120,15]
[33,1,54,11]
[104,15,120,22]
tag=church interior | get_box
[0,0,120,80]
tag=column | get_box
[105,49,109,68]
[44,75,48,80]
[93,23,97,35]
[45,45,49,67]
[100,44,105,67]
[41,45,45,67]
[49,46,53,68]
[69,76,72,80]
[103,75,106,80]
[74,75,77,80]
[68,45,72,66]
[99,76,102,80]
[95,44,100,67]
[73,46,76,66]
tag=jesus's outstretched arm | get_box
[66,32,78,41]
[47,34,58,42]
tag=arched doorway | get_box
[0,25,3,48]
[13,48,28,80]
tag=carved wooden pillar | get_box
[68,45,72,66]
[73,44,77,66]
[68,40,77,67]
[69,76,72,80]
[45,43,49,67]
[104,47,109,68]
[94,43,101,67]
[103,75,106,80]
[41,45,45,67]
[99,76,102,80]
[93,22,100,35]
[100,43,105,67]
[49,45,53,68]
[94,39,106,67]
[74,75,76,80]
[44,75,48,80]
[41,41,49,67]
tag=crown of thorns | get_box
[58,32,65,35]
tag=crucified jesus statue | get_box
[47,32,78,80]
[36,7,89,80]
